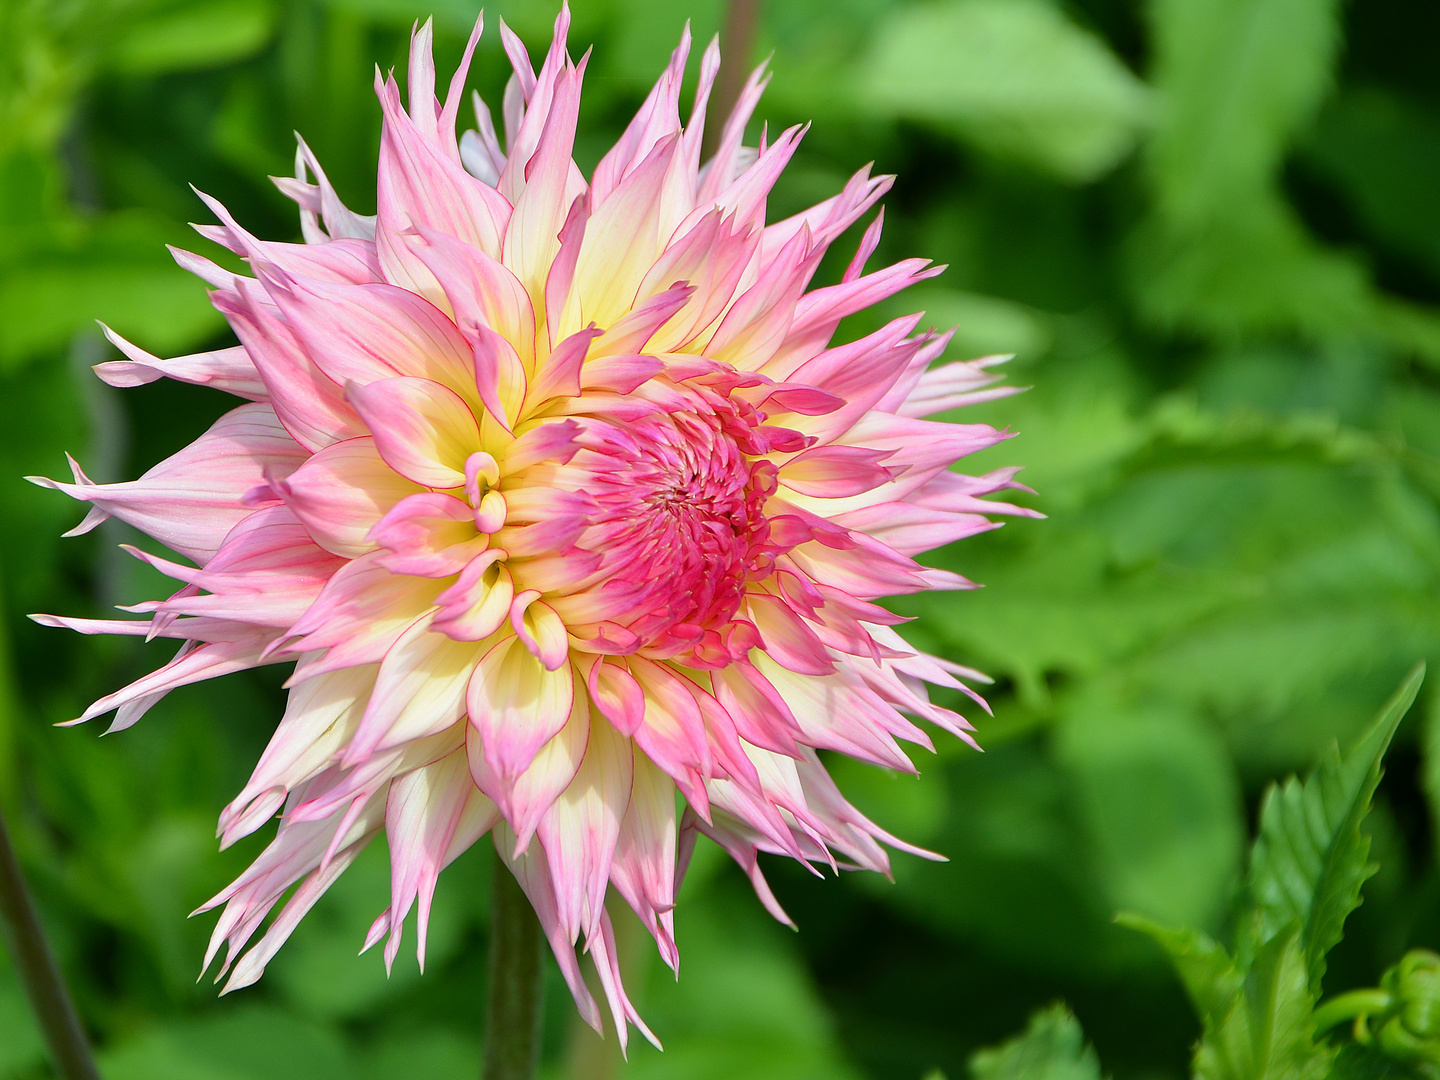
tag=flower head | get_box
[32,6,1032,1047]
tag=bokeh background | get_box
[2,0,1440,1076]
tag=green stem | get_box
[0,803,100,1080]
[702,0,765,160]
[1312,988,1393,1035]
[483,855,544,1080]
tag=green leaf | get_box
[1248,663,1425,990]
[106,1,276,77]
[1115,914,1242,1028]
[1056,700,1244,931]
[859,0,1152,182]
[1194,926,1333,1080]
[881,286,1054,363]
[1328,1042,1434,1080]
[1147,0,1341,222]
[0,211,225,368]
[1118,921,1333,1078]
[1299,89,1440,281]
[1133,0,1388,341]
[98,1005,352,1080]
[968,1003,1101,1080]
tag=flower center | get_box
[575,409,773,653]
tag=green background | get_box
[2,0,1440,1076]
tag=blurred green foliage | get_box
[2,0,1440,1077]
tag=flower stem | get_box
[0,803,100,1080]
[1312,988,1393,1035]
[483,855,544,1080]
[703,0,765,160]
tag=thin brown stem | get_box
[704,0,765,161]
[483,855,545,1080]
[0,804,100,1080]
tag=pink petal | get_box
[536,714,632,945]
[370,492,489,577]
[608,750,679,970]
[96,325,267,400]
[467,637,574,781]
[431,553,513,641]
[28,404,306,566]
[278,436,423,558]
[586,658,646,736]
[347,377,481,488]
[468,690,588,853]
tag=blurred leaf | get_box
[320,0,495,32]
[602,0,721,88]
[1133,0,1393,340]
[968,1003,1101,1080]
[361,1028,478,1080]
[876,740,1153,977]
[1056,700,1243,930]
[1247,663,1424,989]
[0,1,93,155]
[1116,916,1241,1028]
[860,0,1151,181]
[0,211,224,369]
[0,568,17,807]
[0,953,46,1078]
[1300,88,1440,281]
[1127,200,1376,341]
[106,1,276,77]
[270,843,473,1021]
[98,1004,351,1080]
[1148,0,1340,221]
[1423,689,1440,867]
[624,893,863,1080]
[892,286,1053,362]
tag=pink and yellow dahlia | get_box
[32,7,1030,1046]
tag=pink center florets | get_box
[492,375,809,666]
[577,408,775,655]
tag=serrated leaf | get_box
[860,0,1151,181]
[969,1004,1101,1080]
[1248,663,1424,990]
[1115,914,1242,1028]
[1194,926,1333,1080]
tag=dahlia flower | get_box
[32,7,1029,1047]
